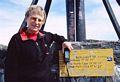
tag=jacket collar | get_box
[20,29,45,41]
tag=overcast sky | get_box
[0,0,120,45]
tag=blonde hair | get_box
[25,5,46,24]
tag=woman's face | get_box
[26,12,44,34]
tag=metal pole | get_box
[66,0,76,41]
[116,0,120,6]
[76,0,86,41]
[41,0,52,30]
[103,0,120,39]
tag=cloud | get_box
[86,0,101,4]
[0,2,25,45]
[8,0,32,7]
[45,14,67,38]
[85,0,120,41]
[8,0,46,7]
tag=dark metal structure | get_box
[103,0,120,39]
[76,0,86,41]
[116,0,120,6]
[66,0,76,41]
[41,0,52,30]
[66,0,86,41]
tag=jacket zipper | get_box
[36,42,41,54]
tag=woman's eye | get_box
[31,17,42,22]
[38,19,42,22]
[31,17,36,21]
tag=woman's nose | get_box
[35,19,39,24]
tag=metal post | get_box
[76,0,86,41]
[41,0,52,30]
[66,0,76,41]
[103,0,120,40]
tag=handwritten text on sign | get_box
[59,49,114,77]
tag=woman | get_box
[5,5,73,82]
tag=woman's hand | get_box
[62,41,73,53]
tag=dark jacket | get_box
[5,30,67,82]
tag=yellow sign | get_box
[59,49,114,77]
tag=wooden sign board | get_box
[59,49,114,77]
